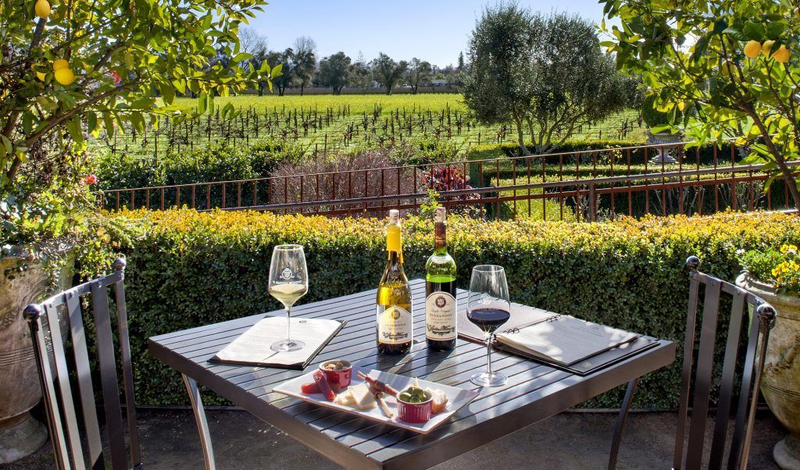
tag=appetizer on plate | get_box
[298,360,449,422]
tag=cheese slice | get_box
[348,384,377,410]
[335,390,355,406]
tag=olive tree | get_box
[525,13,628,153]
[600,0,800,208]
[463,5,628,154]
[0,0,279,195]
[462,3,535,154]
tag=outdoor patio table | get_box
[148,279,676,470]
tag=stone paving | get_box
[0,408,787,469]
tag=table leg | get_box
[182,374,217,470]
[608,378,639,470]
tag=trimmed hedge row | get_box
[467,141,739,186]
[82,210,800,409]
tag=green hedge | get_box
[94,140,304,191]
[466,141,739,187]
[81,210,800,409]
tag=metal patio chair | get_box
[24,258,142,470]
[610,256,777,469]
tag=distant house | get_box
[430,79,448,87]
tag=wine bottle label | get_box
[425,292,457,341]
[377,306,412,344]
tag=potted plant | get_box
[0,139,95,462]
[738,245,800,470]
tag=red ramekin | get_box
[397,394,433,423]
[319,360,352,393]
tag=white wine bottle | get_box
[376,210,413,355]
[425,207,457,351]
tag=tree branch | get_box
[5,79,140,184]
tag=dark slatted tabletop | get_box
[148,279,675,470]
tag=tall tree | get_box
[462,3,536,154]
[370,53,408,95]
[463,5,628,154]
[269,49,294,96]
[406,58,432,94]
[600,0,800,208]
[319,52,352,94]
[239,27,268,57]
[349,53,372,92]
[292,36,317,96]
[523,13,628,153]
[239,28,271,96]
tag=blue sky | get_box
[247,0,609,68]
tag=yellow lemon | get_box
[773,45,791,63]
[54,67,74,85]
[762,40,776,57]
[34,0,50,18]
[52,59,69,71]
[719,61,736,77]
[36,71,46,81]
[744,40,761,58]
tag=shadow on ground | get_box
[0,409,785,469]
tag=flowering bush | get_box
[740,244,800,294]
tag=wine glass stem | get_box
[486,333,493,377]
[285,306,292,342]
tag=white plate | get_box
[273,368,480,434]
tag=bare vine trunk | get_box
[513,115,529,155]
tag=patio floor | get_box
[0,408,786,469]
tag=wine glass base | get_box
[270,339,305,352]
[470,371,507,387]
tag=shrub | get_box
[268,149,416,214]
[82,209,800,409]
[94,140,304,191]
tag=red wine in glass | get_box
[467,265,511,387]
[467,308,510,333]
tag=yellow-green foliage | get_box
[83,209,800,408]
[171,93,471,115]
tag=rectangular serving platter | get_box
[273,367,480,434]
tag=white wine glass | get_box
[268,244,308,352]
[467,265,510,387]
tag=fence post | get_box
[589,183,597,222]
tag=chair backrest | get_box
[673,256,776,470]
[24,258,141,470]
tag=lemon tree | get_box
[0,0,280,194]
[600,0,800,208]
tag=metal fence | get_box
[101,142,798,221]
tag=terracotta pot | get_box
[737,274,800,470]
[0,249,72,464]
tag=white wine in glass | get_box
[268,244,309,352]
